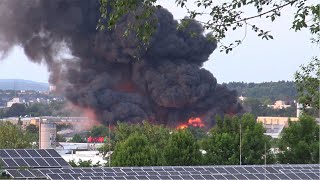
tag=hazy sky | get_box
[0,2,318,83]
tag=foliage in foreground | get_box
[202,114,275,165]
[0,121,34,149]
[277,114,320,164]
[110,113,320,166]
[294,57,320,111]
[68,159,101,167]
[110,114,278,166]
[98,0,319,54]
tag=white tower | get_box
[39,122,57,149]
[296,103,303,118]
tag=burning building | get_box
[0,0,241,128]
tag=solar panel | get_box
[168,171,180,175]
[265,173,280,179]
[38,149,52,157]
[3,158,18,167]
[13,158,28,167]
[6,169,24,179]
[93,168,105,173]
[15,149,31,157]
[44,157,60,166]
[1,151,320,180]
[135,175,150,180]
[94,172,104,176]
[234,166,249,174]
[215,167,228,174]
[254,173,268,179]
[38,169,52,175]
[105,172,116,176]
[243,173,259,179]
[6,149,20,157]
[202,174,214,179]
[222,174,237,180]
[0,149,10,158]
[50,169,63,174]
[0,149,70,169]
[26,149,41,157]
[35,157,50,166]
[266,166,279,173]
[212,174,227,179]
[224,167,239,174]
[244,166,259,173]
[46,149,63,157]
[24,158,39,167]
[305,173,320,179]
[29,169,46,178]
[47,173,63,180]
[59,173,75,179]
[5,169,47,179]
[285,172,301,179]
[233,173,248,179]
[296,172,313,179]
[19,170,35,178]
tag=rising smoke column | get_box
[0,0,242,126]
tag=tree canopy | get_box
[109,114,278,166]
[225,81,297,101]
[0,121,33,148]
[164,129,203,166]
[70,134,86,143]
[277,114,319,164]
[98,0,319,53]
[87,125,111,138]
[294,57,320,110]
[201,114,275,165]
[111,133,161,166]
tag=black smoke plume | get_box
[0,0,242,126]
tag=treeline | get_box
[0,113,319,166]
[224,81,297,101]
[242,98,297,117]
[98,114,318,166]
[0,102,71,118]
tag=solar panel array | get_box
[1,149,319,179]
[0,149,70,169]
[4,164,320,180]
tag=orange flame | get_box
[176,117,205,129]
[177,124,188,129]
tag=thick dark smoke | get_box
[0,0,241,126]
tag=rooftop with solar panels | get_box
[0,149,319,180]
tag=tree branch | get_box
[223,0,299,26]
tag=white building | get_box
[267,100,291,109]
[6,97,24,107]
[59,150,108,166]
[56,143,108,166]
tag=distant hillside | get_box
[0,79,49,92]
[224,81,297,101]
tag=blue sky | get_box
[0,2,318,83]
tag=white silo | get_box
[296,103,303,118]
[39,122,57,149]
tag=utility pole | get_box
[108,122,111,167]
[240,123,242,166]
[264,142,267,180]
